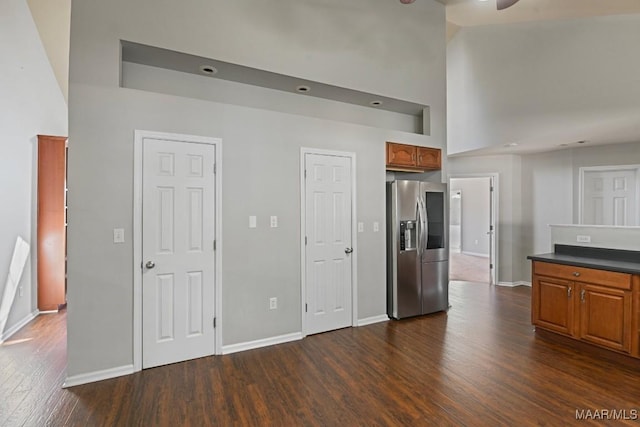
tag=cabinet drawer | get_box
[533,261,631,290]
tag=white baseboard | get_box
[357,314,389,327]
[461,251,489,258]
[497,281,532,287]
[0,309,39,343]
[222,332,303,355]
[63,364,135,388]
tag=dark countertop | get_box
[528,244,640,275]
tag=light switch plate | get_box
[270,216,278,228]
[358,222,364,233]
[113,228,125,243]
[249,216,257,228]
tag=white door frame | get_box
[133,130,223,372]
[448,173,499,285]
[300,147,357,336]
[578,165,640,225]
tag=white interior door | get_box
[304,153,353,335]
[142,138,216,368]
[582,169,638,226]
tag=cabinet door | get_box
[578,284,632,353]
[386,142,416,168]
[417,147,441,170]
[532,275,575,336]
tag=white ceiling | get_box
[440,0,640,27]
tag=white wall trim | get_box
[0,309,38,343]
[578,164,640,225]
[460,251,489,258]
[357,315,389,327]
[300,148,358,337]
[222,332,303,355]
[63,364,134,388]
[133,130,223,373]
[497,281,531,287]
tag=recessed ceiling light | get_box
[576,140,587,144]
[199,65,217,75]
[559,143,569,147]
[296,85,311,93]
[370,100,383,107]
[504,142,518,147]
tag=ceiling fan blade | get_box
[497,0,520,10]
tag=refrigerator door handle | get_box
[416,199,422,255]
[417,197,427,254]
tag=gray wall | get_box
[67,0,446,377]
[448,155,523,284]
[0,0,67,339]
[451,141,640,283]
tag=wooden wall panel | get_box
[37,135,67,311]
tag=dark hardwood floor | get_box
[2,282,639,426]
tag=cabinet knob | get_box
[573,272,580,277]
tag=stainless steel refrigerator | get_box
[387,180,449,319]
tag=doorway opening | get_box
[448,175,497,285]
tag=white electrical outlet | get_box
[113,228,125,243]
[249,216,257,228]
[358,222,364,233]
[577,235,591,243]
[269,297,277,310]
[373,222,379,232]
[270,216,278,228]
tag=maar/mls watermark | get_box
[576,408,638,421]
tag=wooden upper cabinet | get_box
[386,142,441,172]
[417,147,441,170]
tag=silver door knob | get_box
[146,261,156,269]
[345,248,353,254]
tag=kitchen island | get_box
[528,244,640,358]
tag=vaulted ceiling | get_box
[27,0,640,153]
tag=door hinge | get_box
[305,303,308,313]
[213,317,216,328]
[304,169,307,179]
[490,225,494,231]
[213,163,217,174]
[490,264,494,269]
[305,236,308,245]
[213,240,216,251]
[490,186,494,192]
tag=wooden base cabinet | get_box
[533,275,575,336]
[532,261,637,358]
[579,284,632,353]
